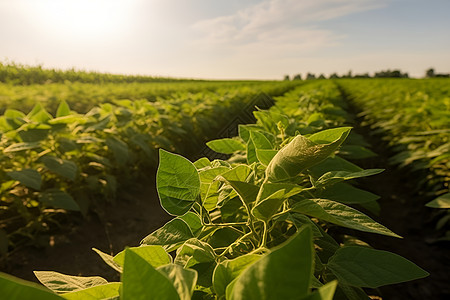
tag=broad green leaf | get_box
[174,238,215,267]
[141,218,194,246]
[217,165,259,206]
[226,226,313,300]
[199,166,229,183]
[0,271,63,300]
[193,157,211,169]
[41,156,77,181]
[106,137,129,165]
[291,199,400,238]
[308,127,352,144]
[3,142,41,153]
[315,169,384,187]
[426,193,450,208]
[255,149,277,166]
[309,157,362,177]
[213,254,261,298]
[250,131,272,150]
[252,189,286,221]
[7,169,41,190]
[34,271,108,294]
[39,189,80,211]
[157,264,197,300]
[320,183,380,205]
[17,123,51,142]
[121,249,180,300]
[260,183,303,199]
[114,245,172,268]
[266,128,351,182]
[49,115,87,125]
[92,248,122,273]
[157,149,200,216]
[28,106,52,123]
[287,213,323,238]
[246,139,258,164]
[56,100,71,117]
[327,246,429,288]
[179,212,202,236]
[207,138,246,154]
[200,181,221,211]
[300,281,337,300]
[61,282,120,300]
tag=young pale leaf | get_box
[61,282,120,300]
[157,264,198,300]
[266,128,351,182]
[199,167,230,183]
[226,226,313,300]
[34,271,107,294]
[157,149,200,216]
[0,272,63,300]
[7,169,42,190]
[92,248,122,273]
[299,281,337,300]
[41,156,77,181]
[291,199,400,238]
[193,157,211,169]
[113,245,172,268]
[39,189,80,211]
[3,142,41,153]
[327,246,429,288]
[212,254,261,299]
[206,138,246,154]
[426,193,450,208]
[121,249,180,300]
[141,218,194,246]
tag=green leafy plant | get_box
[0,121,428,299]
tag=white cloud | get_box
[193,0,387,55]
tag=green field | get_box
[0,65,449,299]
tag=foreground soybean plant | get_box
[0,127,428,299]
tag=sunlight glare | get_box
[33,0,133,40]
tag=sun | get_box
[31,0,133,40]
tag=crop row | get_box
[0,81,428,299]
[0,81,299,253]
[337,79,450,237]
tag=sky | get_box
[0,0,449,79]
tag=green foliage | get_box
[0,79,431,299]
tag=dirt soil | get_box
[0,170,171,283]
[346,105,450,299]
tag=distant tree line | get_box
[284,68,450,80]
[0,61,191,85]
[426,68,450,78]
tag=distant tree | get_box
[426,68,435,78]
[329,73,339,79]
[318,74,326,79]
[283,75,290,81]
[306,73,316,80]
[293,74,302,80]
[374,69,408,78]
[354,73,370,78]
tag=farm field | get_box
[0,68,449,299]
